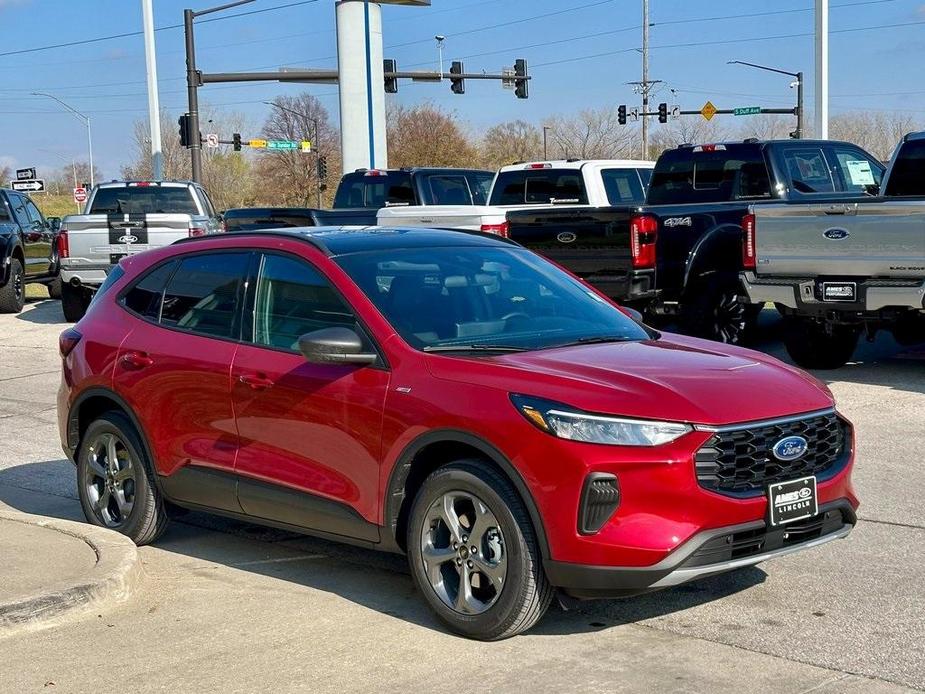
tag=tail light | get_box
[56,229,69,259]
[742,213,756,270]
[188,224,207,238]
[629,214,658,269]
[480,222,510,238]
[59,328,82,357]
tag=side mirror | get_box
[864,183,880,196]
[46,216,61,231]
[298,327,378,366]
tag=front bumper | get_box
[546,499,855,598]
[741,271,925,315]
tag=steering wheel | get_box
[501,312,530,322]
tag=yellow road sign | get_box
[300,140,312,153]
[701,101,717,121]
[249,139,268,148]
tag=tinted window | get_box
[92,265,126,306]
[601,169,646,204]
[89,186,199,215]
[160,253,250,338]
[647,146,771,205]
[121,260,178,319]
[426,175,472,205]
[8,193,29,226]
[0,197,9,222]
[222,209,315,232]
[336,247,649,352]
[490,169,589,205]
[467,172,494,204]
[779,147,835,193]
[333,172,415,209]
[252,254,356,352]
[885,140,925,196]
[830,146,884,194]
[23,197,44,225]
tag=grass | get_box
[25,284,51,300]
[34,194,82,219]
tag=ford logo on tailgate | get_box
[823,228,850,240]
[772,436,809,461]
[117,234,139,244]
[556,231,577,244]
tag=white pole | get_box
[86,117,95,187]
[142,0,163,179]
[815,0,829,139]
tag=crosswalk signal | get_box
[232,133,242,151]
[450,61,465,95]
[618,105,627,126]
[658,103,668,124]
[178,114,192,148]
[383,59,398,94]
[514,59,529,99]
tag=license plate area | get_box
[768,476,818,526]
[821,282,856,302]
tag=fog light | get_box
[579,473,620,535]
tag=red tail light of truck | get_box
[629,214,658,269]
[742,213,757,270]
[481,222,510,238]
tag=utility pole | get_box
[184,8,203,183]
[815,0,829,138]
[543,125,551,160]
[142,0,163,180]
[641,0,649,160]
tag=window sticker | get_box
[846,159,876,186]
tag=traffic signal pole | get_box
[184,8,203,183]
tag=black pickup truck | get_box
[507,139,887,343]
[0,188,61,313]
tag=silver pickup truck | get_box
[741,132,925,368]
[58,180,220,321]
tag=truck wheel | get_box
[61,282,90,322]
[783,319,860,370]
[47,276,62,300]
[407,460,553,640]
[0,258,25,314]
[680,277,756,345]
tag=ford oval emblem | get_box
[118,234,139,244]
[772,436,808,462]
[823,228,849,240]
[557,231,577,244]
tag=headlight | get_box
[511,395,692,447]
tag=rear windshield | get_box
[489,168,588,206]
[421,172,494,205]
[223,210,315,231]
[89,186,199,215]
[333,172,415,209]
[885,140,925,196]
[600,168,648,204]
[647,146,771,205]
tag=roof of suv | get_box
[498,159,654,173]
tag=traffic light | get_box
[450,61,465,95]
[383,59,398,94]
[178,114,192,148]
[514,59,529,99]
[618,105,627,126]
[317,156,328,182]
[232,133,242,152]
[658,102,668,124]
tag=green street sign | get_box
[266,140,300,150]
[733,106,761,116]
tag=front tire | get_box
[61,281,90,322]
[0,258,25,314]
[407,460,553,640]
[783,318,860,370]
[76,411,169,545]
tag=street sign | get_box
[267,140,300,150]
[670,105,681,120]
[73,187,88,204]
[701,100,717,121]
[16,167,36,181]
[501,67,515,90]
[249,139,268,148]
[733,106,761,116]
[205,133,219,148]
[300,140,312,153]
[629,107,640,122]
[11,179,45,193]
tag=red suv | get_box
[57,228,858,640]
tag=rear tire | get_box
[0,258,25,314]
[680,276,757,345]
[47,276,62,300]
[407,460,553,640]
[783,318,860,370]
[61,281,90,322]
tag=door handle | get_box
[238,373,274,390]
[120,351,154,370]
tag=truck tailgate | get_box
[753,200,925,278]
[65,214,193,262]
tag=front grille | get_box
[695,412,849,497]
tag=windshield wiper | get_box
[423,344,531,353]
[546,335,636,349]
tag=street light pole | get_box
[543,126,551,160]
[142,0,163,180]
[263,100,322,206]
[31,92,95,186]
[727,60,803,139]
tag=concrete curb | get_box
[0,510,143,638]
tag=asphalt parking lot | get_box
[0,298,923,693]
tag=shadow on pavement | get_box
[16,299,65,325]
[0,460,765,638]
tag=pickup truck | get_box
[741,132,925,368]
[377,159,654,232]
[504,139,888,345]
[58,180,221,322]
[221,206,380,232]
[0,188,60,313]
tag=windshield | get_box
[89,186,199,215]
[335,246,650,352]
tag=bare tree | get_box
[0,165,11,186]
[386,102,477,168]
[830,111,920,161]
[648,118,730,158]
[544,108,638,160]
[737,114,793,141]
[479,120,543,169]
[121,109,189,181]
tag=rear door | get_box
[13,193,50,276]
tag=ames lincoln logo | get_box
[823,227,850,240]
[772,435,808,462]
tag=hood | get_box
[426,335,833,426]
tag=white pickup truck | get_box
[58,180,221,321]
[377,159,653,233]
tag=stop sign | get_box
[73,187,87,204]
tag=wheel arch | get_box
[682,223,744,292]
[382,429,551,561]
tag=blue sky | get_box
[1,0,923,178]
